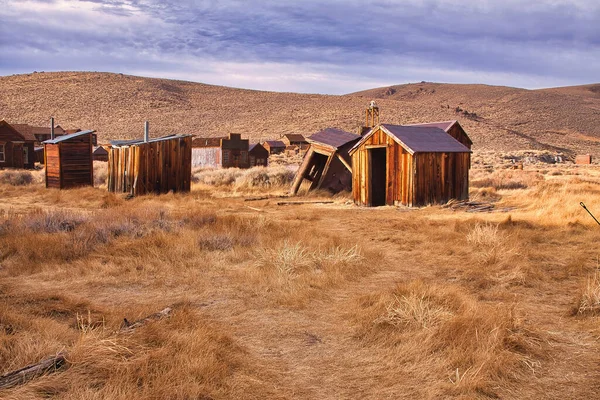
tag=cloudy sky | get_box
[0,0,598,94]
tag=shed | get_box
[249,143,269,167]
[93,146,109,162]
[282,134,307,147]
[108,134,192,196]
[192,133,249,168]
[263,140,286,154]
[44,130,95,189]
[290,128,361,194]
[0,120,36,169]
[349,124,471,207]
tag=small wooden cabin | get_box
[349,124,471,207]
[44,130,95,189]
[221,133,249,168]
[249,143,269,167]
[263,140,285,154]
[93,146,109,162]
[282,134,307,147]
[0,120,36,169]
[291,128,361,194]
[108,134,192,196]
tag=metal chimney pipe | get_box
[144,121,149,143]
[50,117,55,140]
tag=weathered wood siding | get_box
[192,147,221,168]
[0,124,35,169]
[44,133,93,189]
[351,127,470,207]
[108,136,192,196]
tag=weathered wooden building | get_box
[93,146,109,162]
[44,130,95,189]
[108,134,192,196]
[0,120,36,169]
[282,134,307,147]
[263,140,285,154]
[249,143,269,167]
[349,124,471,207]
[191,133,249,168]
[290,128,361,194]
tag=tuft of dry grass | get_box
[0,170,35,186]
[575,271,600,315]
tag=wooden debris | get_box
[244,195,288,202]
[0,353,67,390]
[277,201,334,206]
[443,200,499,213]
[120,307,173,332]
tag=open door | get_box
[369,147,387,206]
[12,143,24,168]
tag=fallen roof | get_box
[110,134,191,147]
[43,129,96,144]
[350,124,470,155]
[307,128,361,150]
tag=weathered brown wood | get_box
[121,307,173,332]
[0,353,67,390]
[277,201,334,205]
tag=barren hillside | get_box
[1,72,599,156]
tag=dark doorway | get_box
[369,147,387,206]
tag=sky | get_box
[0,0,599,94]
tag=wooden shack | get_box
[191,133,249,168]
[93,146,109,162]
[282,134,307,147]
[108,134,192,196]
[0,120,36,169]
[349,124,471,207]
[290,128,361,194]
[249,143,269,167]
[44,130,95,189]
[263,140,285,154]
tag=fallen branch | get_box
[0,353,67,390]
[244,195,289,202]
[120,307,173,332]
[277,201,334,206]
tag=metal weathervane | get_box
[580,202,600,226]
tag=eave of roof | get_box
[110,134,192,147]
[43,129,96,144]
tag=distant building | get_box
[0,120,36,169]
[249,143,269,167]
[281,134,307,147]
[93,146,109,162]
[263,140,286,154]
[192,133,250,168]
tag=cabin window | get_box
[0,144,4,162]
[223,150,230,165]
[250,155,255,166]
[241,151,248,163]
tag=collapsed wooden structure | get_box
[349,124,471,207]
[290,128,361,194]
[44,130,95,189]
[108,134,192,196]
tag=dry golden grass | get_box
[2,162,600,399]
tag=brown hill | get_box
[1,71,599,156]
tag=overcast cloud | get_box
[0,0,598,93]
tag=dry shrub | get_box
[356,281,547,398]
[471,170,543,190]
[575,271,600,315]
[25,210,89,233]
[93,161,107,186]
[193,166,294,192]
[0,170,35,186]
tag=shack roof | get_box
[403,120,457,131]
[93,146,108,155]
[12,124,67,141]
[350,124,470,155]
[264,140,285,148]
[192,137,226,148]
[307,128,361,150]
[43,129,96,144]
[283,133,307,142]
[110,134,192,147]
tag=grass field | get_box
[1,160,600,399]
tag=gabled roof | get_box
[307,128,361,150]
[283,133,306,142]
[0,120,30,141]
[403,120,472,145]
[249,143,266,152]
[44,130,96,144]
[93,146,108,155]
[110,134,191,147]
[349,124,470,155]
[10,124,37,141]
[264,140,285,147]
